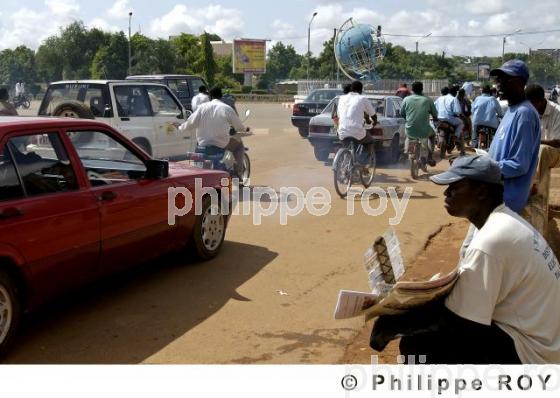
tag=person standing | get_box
[191,85,210,112]
[488,60,541,214]
[395,83,411,99]
[471,85,504,148]
[400,81,438,166]
[525,84,560,236]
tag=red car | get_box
[0,117,230,355]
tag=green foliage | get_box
[241,86,252,93]
[130,34,177,75]
[257,42,303,89]
[91,32,129,79]
[0,46,37,86]
[201,32,217,86]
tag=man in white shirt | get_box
[370,155,560,364]
[436,85,464,141]
[526,84,560,236]
[180,87,248,177]
[191,85,209,112]
[337,80,377,156]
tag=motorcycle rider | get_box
[400,81,438,167]
[457,88,472,146]
[436,85,464,154]
[471,85,504,148]
[337,80,377,159]
[179,86,248,178]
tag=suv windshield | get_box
[38,83,110,117]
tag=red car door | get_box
[63,129,179,277]
[0,130,100,306]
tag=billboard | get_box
[477,63,491,80]
[233,39,266,74]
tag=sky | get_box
[0,0,559,57]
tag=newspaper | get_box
[333,227,459,320]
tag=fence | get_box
[296,79,449,97]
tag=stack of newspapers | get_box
[333,227,459,321]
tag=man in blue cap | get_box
[488,59,541,214]
[370,155,560,364]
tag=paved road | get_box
[5,102,455,363]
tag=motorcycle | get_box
[11,94,31,109]
[186,109,252,186]
[436,121,458,159]
[476,125,497,150]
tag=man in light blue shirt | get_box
[434,86,449,115]
[488,60,541,213]
[471,85,504,147]
[436,85,464,140]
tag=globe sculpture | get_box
[334,18,386,81]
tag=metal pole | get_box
[502,36,506,64]
[332,28,337,81]
[415,41,419,54]
[307,12,317,83]
[128,12,132,75]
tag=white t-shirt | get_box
[337,92,376,140]
[191,92,209,112]
[445,204,560,363]
[179,99,245,148]
[541,100,560,141]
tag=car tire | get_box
[313,144,331,162]
[0,269,21,357]
[298,127,309,138]
[190,196,227,260]
[52,101,95,120]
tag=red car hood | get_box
[167,162,229,186]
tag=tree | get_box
[257,42,303,89]
[201,32,217,86]
[36,36,64,83]
[0,46,36,87]
[130,34,176,74]
[171,33,202,74]
[91,32,129,79]
[214,55,242,89]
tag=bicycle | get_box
[11,94,30,110]
[332,137,376,198]
[408,137,432,180]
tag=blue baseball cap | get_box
[430,155,503,185]
[490,59,529,81]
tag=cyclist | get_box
[401,81,438,167]
[337,80,377,161]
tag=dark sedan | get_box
[291,89,342,137]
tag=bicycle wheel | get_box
[360,149,376,188]
[410,157,419,180]
[333,148,354,198]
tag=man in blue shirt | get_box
[471,85,504,147]
[488,60,541,213]
[436,85,464,140]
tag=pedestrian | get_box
[457,88,472,144]
[370,155,560,364]
[488,60,541,215]
[400,81,438,166]
[0,88,18,116]
[336,80,377,158]
[471,85,504,148]
[395,83,411,99]
[525,84,560,236]
[191,85,210,112]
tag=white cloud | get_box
[150,4,244,40]
[89,18,120,33]
[107,0,132,19]
[468,20,481,28]
[45,0,79,16]
[465,0,507,15]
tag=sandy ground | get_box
[5,102,557,364]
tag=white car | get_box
[38,80,195,160]
[307,95,406,162]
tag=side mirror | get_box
[145,159,169,179]
[103,106,112,118]
[184,109,193,119]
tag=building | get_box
[211,41,233,57]
[530,49,560,63]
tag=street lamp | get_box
[128,12,133,76]
[416,32,432,54]
[307,11,318,82]
[502,28,522,63]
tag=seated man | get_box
[525,84,560,237]
[179,87,248,178]
[471,85,503,148]
[337,80,377,159]
[370,155,560,364]
[436,85,464,151]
